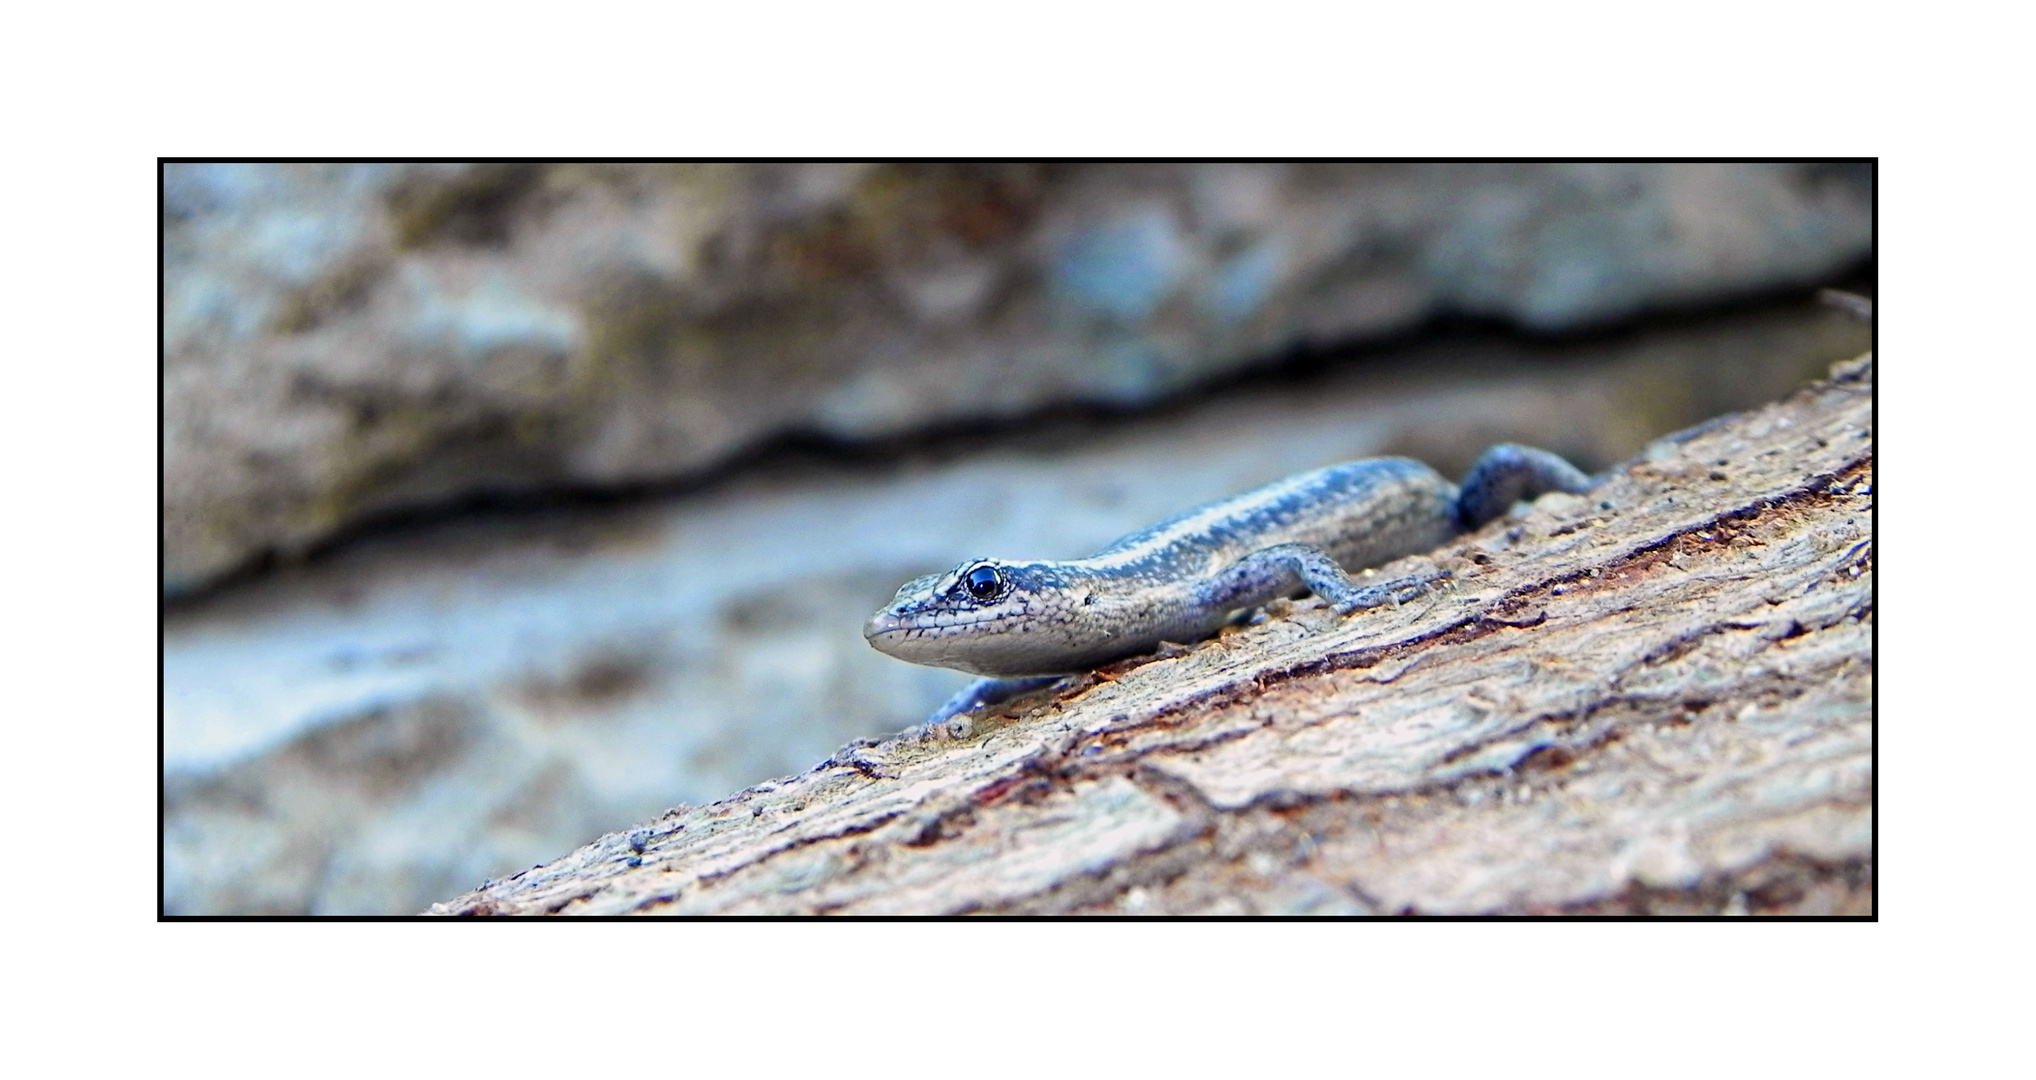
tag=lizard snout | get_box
[864,609,908,643]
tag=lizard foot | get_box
[1331,567,1450,615]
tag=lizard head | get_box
[864,559,1070,676]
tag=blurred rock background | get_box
[161,162,1872,914]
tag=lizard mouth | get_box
[863,610,1012,642]
[862,608,1030,670]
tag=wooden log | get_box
[430,353,1874,916]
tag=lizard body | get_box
[864,444,1594,727]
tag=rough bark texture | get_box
[431,355,1874,916]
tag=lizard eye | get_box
[962,564,1005,603]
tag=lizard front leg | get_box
[924,674,1070,735]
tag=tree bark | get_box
[431,354,1874,916]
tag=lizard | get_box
[863,443,1598,736]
